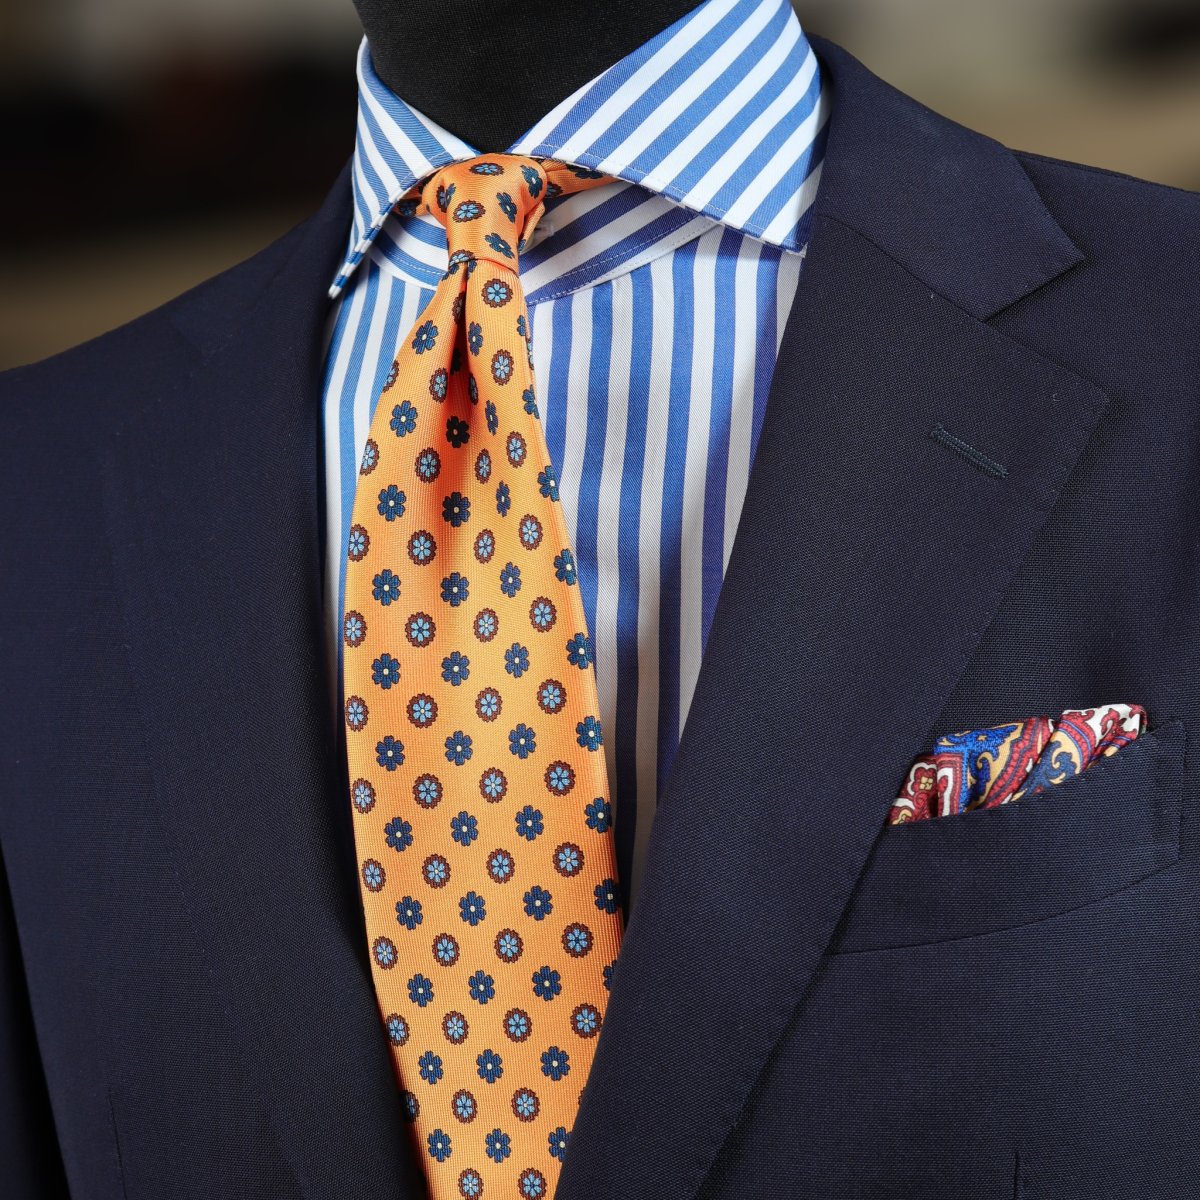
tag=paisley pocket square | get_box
[888,702,1147,825]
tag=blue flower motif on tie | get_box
[454,199,484,222]
[395,896,423,930]
[529,598,556,631]
[468,322,484,355]
[509,723,537,759]
[415,774,442,806]
[522,386,539,417]
[496,930,523,963]
[485,399,499,435]
[424,855,450,888]
[496,192,518,221]
[412,320,438,354]
[441,651,470,686]
[576,715,603,750]
[406,613,434,646]
[513,1087,538,1120]
[371,653,400,689]
[476,1048,504,1084]
[594,880,619,914]
[515,805,544,841]
[485,232,514,259]
[492,350,514,384]
[408,530,436,564]
[474,609,498,641]
[352,779,376,813]
[505,642,531,678]
[447,415,470,448]
[468,970,496,1004]
[532,966,562,1001]
[488,850,514,883]
[418,1051,444,1085]
[442,492,470,527]
[459,890,487,926]
[540,1046,570,1081]
[523,885,553,921]
[497,480,512,516]
[519,1167,547,1198]
[441,572,469,606]
[485,1129,511,1163]
[376,736,405,771]
[554,844,582,876]
[444,1014,468,1045]
[538,680,565,714]
[499,562,522,596]
[444,730,473,766]
[548,1127,570,1162]
[417,447,441,481]
[408,974,434,1007]
[452,1086,475,1116]
[345,696,367,731]
[459,1169,483,1198]
[377,484,406,521]
[451,811,479,847]
[426,1129,452,1163]
[584,797,612,833]
[504,1008,530,1040]
[562,923,591,957]
[390,399,419,436]
[553,549,576,584]
[480,767,507,800]
[386,1014,409,1046]
[545,762,574,795]
[373,936,397,969]
[521,164,543,197]
[571,1003,601,1038]
[433,934,460,966]
[384,817,413,852]
[372,569,401,606]
[484,279,513,306]
[537,467,558,500]
[566,632,594,668]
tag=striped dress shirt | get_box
[322,0,828,909]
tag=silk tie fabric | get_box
[888,702,1146,824]
[341,156,625,1200]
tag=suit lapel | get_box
[101,167,424,1198]
[556,38,1109,1200]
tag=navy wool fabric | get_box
[2,36,1199,1200]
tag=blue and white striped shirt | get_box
[323,0,827,906]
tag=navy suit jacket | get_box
[3,37,1200,1200]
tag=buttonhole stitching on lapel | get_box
[929,423,1009,479]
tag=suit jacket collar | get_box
[104,35,1106,1200]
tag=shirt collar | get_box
[332,0,827,296]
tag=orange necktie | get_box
[341,155,625,1200]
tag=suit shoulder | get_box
[1015,149,1200,257]
[0,214,310,439]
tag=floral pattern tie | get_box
[341,156,625,1200]
[888,702,1146,824]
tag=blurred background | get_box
[2,0,1198,370]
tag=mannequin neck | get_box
[351,0,705,151]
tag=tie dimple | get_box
[341,154,624,1200]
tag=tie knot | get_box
[412,154,617,272]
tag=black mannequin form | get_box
[351,0,706,153]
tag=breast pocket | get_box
[829,718,1187,954]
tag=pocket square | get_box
[888,703,1147,824]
